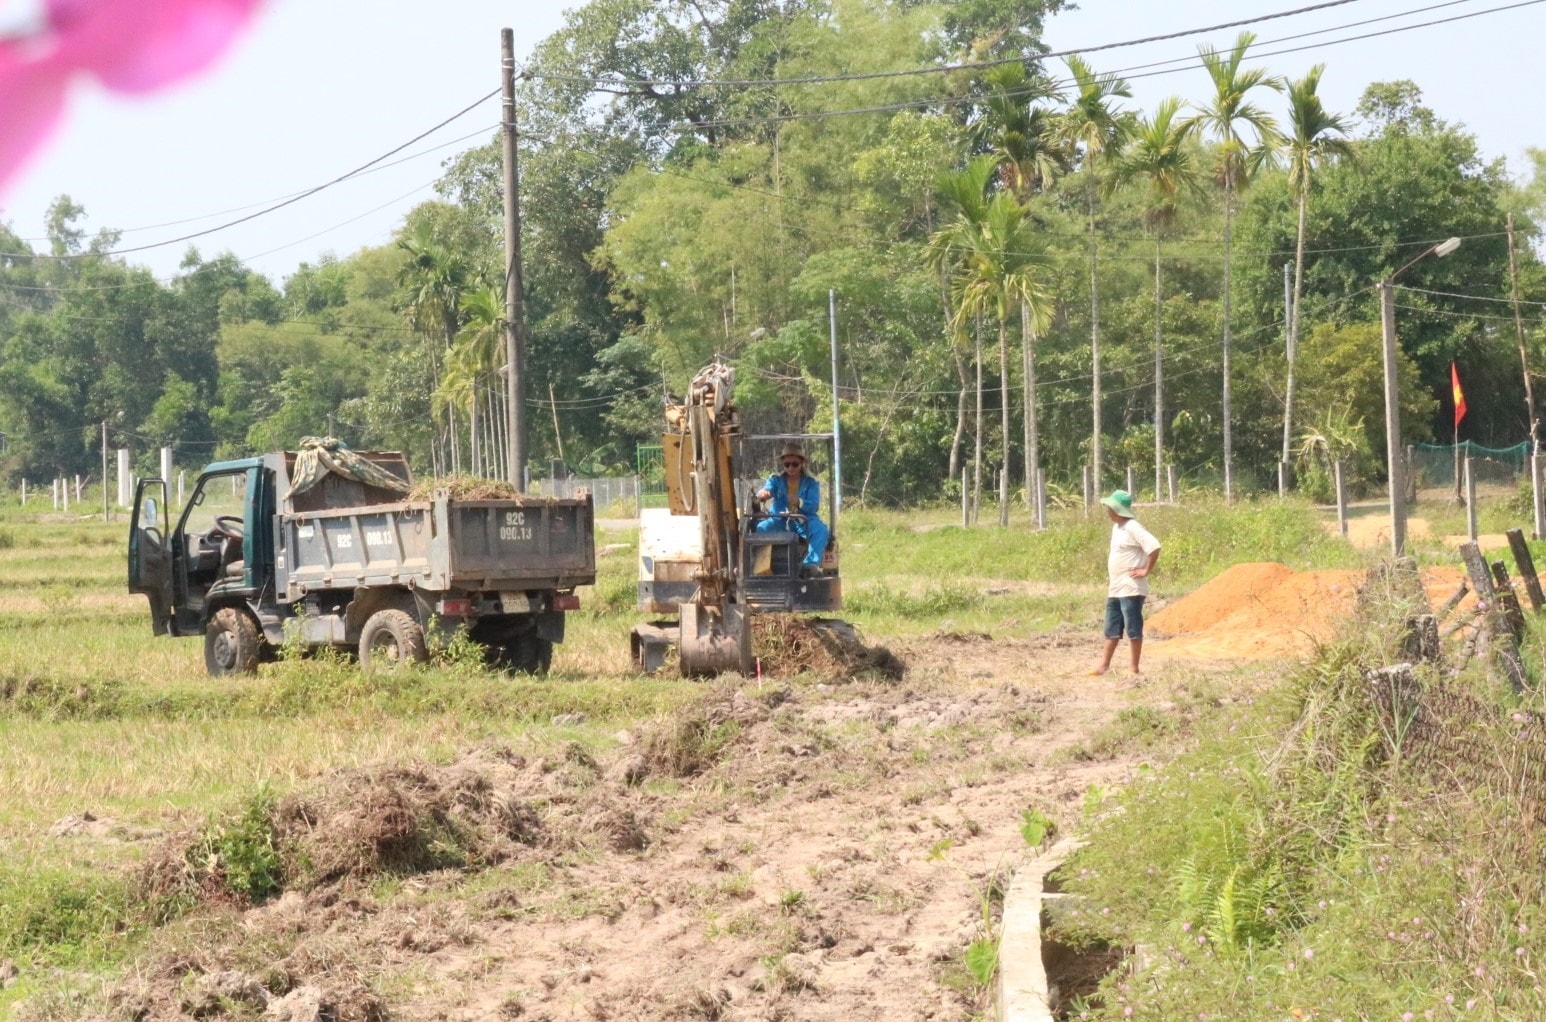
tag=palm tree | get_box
[441,283,509,477]
[1281,65,1354,487]
[1058,55,1132,498]
[972,64,1069,200]
[1109,97,1203,500]
[929,155,1053,527]
[1186,31,1283,499]
[396,224,473,475]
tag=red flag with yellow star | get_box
[1451,361,1467,431]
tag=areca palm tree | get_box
[1058,55,1132,498]
[972,64,1069,200]
[440,284,508,476]
[1109,97,1203,500]
[1186,31,1283,498]
[1281,65,1354,485]
[929,155,1053,527]
[396,224,473,475]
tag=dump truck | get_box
[128,442,595,676]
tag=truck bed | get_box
[279,491,595,598]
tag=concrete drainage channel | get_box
[996,839,1129,1021]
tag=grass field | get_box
[0,489,1393,1018]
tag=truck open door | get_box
[128,478,173,636]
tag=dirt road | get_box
[96,632,1236,1022]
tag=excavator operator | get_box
[755,441,829,579]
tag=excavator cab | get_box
[737,433,841,614]
[631,368,843,676]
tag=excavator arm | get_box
[645,364,754,677]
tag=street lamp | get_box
[1379,236,1462,556]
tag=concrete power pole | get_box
[501,28,528,492]
[1379,280,1406,556]
[1508,213,1537,454]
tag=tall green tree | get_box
[971,63,1068,199]
[1058,55,1132,496]
[929,155,1053,526]
[1187,31,1283,497]
[396,223,474,475]
[1280,64,1354,479]
[1110,97,1203,498]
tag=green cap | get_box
[1100,490,1135,518]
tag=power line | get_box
[1396,283,1546,308]
[4,124,499,245]
[537,128,1518,260]
[0,90,501,262]
[525,0,1379,90]
[668,0,1546,132]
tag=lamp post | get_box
[1380,236,1462,556]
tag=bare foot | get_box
[1087,667,1108,676]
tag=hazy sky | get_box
[0,0,1541,284]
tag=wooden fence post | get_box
[1506,527,1544,613]
[1460,541,1527,692]
[1491,560,1527,639]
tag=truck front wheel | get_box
[360,609,428,671]
[205,607,264,676]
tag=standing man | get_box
[755,441,829,579]
[1092,489,1161,677]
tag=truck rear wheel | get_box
[360,609,428,671]
[509,636,553,676]
[205,607,264,676]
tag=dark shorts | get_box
[1104,596,1146,640]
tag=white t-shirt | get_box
[1108,518,1162,598]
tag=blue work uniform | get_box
[756,472,829,568]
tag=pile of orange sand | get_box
[1149,561,1469,661]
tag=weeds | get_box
[1055,585,1546,1018]
[185,786,284,904]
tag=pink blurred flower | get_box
[0,0,262,193]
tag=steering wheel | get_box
[212,515,245,541]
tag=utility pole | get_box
[1280,261,1293,497]
[1380,280,1406,556]
[828,289,842,522]
[1508,213,1537,453]
[101,420,109,520]
[501,27,528,492]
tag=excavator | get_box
[630,362,841,676]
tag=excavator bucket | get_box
[678,602,753,678]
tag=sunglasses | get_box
[782,460,802,468]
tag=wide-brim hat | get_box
[779,441,806,462]
[1100,489,1135,518]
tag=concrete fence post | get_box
[1167,464,1177,503]
[1466,456,1478,542]
[1533,454,1545,541]
[1335,460,1348,538]
[116,449,130,508]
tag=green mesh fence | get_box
[1410,441,1530,489]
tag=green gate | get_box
[636,444,668,508]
